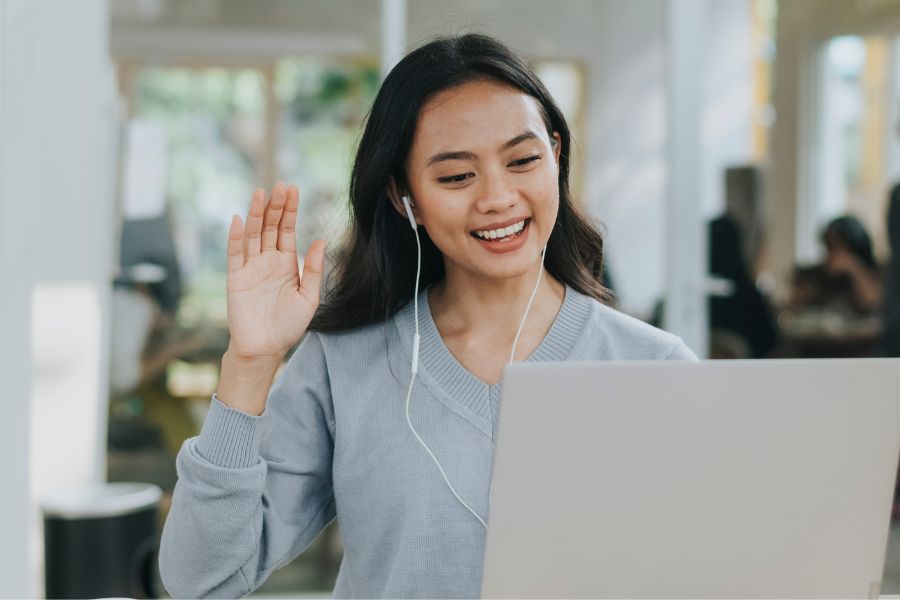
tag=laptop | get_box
[482,359,900,599]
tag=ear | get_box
[387,177,420,225]
[551,131,562,171]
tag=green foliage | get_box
[131,59,378,328]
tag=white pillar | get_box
[664,0,709,358]
[381,0,407,79]
[0,1,37,595]
[0,0,115,595]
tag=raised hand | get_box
[225,182,326,362]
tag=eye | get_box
[437,172,474,184]
[509,155,541,167]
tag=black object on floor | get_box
[42,482,162,599]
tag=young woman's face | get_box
[402,79,561,282]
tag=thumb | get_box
[299,239,327,301]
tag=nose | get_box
[474,169,518,213]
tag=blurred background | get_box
[3,0,900,597]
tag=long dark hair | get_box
[822,215,877,270]
[309,33,607,332]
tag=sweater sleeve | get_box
[664,339,700,361]
[159,332,336,599]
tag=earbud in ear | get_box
[401,195,417,230]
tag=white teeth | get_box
[474,219,527,240]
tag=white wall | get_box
[701,0,754,219]
[582,1,668,317]
[0,0,115,596]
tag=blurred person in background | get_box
[789,215,885,317]
[884,185,900,357]
[708,213,779,358]
[109,212,205,478]
[707,166,779,359]
[781,215,886,358]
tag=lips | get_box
[470,218,531,254]
[470,218,531,241]
[471,216,531,233]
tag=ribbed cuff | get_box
[194,394,263,469]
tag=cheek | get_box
[532,169,560,209]
[420,194,471,239]
[534,175,560,231]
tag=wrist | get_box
[216,349,282,416]
[223,346,283,374]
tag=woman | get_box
[821,216,884,313]
[789,215,884,317]
[159,33,695,599]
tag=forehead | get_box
[410,80,546,159]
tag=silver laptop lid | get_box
[482,359,900,599]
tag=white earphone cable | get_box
[402,223,488,528]
[510,244,547,363]
[403,204,548,530]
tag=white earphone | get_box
[401,194,417,230]
[400,194,547,530]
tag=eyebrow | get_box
[425,130,541,167]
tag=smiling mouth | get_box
[470,218,531,243]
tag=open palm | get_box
[226,183,326,361]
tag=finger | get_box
[227,214,244,273]
[244,188,265,257]
[261,181,286,252]
[299,239,326,302]
[277,185,299,253]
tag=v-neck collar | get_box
[393,282,595,423]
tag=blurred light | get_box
[31,283,104,493]
[755,103,776,128]
[756,271,777,296]
[534,62,582,125]
[122,120,167,220]
[166,360,219,398]
[756,36,776,63]
[754,0,778,21]
[827,36,866,78]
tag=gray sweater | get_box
[159,284,697,598]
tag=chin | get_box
[470,250,545,279]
